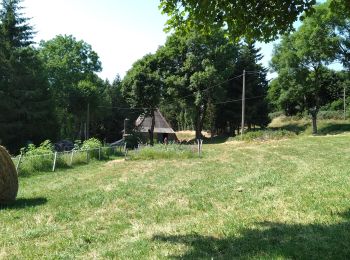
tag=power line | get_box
[97,73,245,111]
[177,73,244,101]
[214,95,266,105]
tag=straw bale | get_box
[0,146,18,204]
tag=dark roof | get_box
[135,109,176,134]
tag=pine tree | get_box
[0,0,57,152]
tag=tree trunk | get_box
[310,109,318,135]
[149,110,155,146]
[194,105,207,140]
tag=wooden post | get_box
[52,152,58,172]
[87,150,90,163]
[98,147,101,160]
[16,152,23,173]
[70,150,74,166]
[197,139,200,157]
[124,148,128,160]
[241,69,246,138]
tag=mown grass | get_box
[1,131,350,258]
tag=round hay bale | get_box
[0,146,18,204]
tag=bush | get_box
[81,138,102,150]
[237,130,296,142]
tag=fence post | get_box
[52,152,58,172]
[16,152,23,173]
[197,139,200,157]
[200,139,203,157]
[124,148,128,160]
[197,139,203,157]
[87,149,90,163]
[70,150,74,166]
[99,147,101,160]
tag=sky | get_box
[22,0,277,81]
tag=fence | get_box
[10,140,203,176]
[11,145,126,176]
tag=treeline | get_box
[2,0,349,152]
[0,0,130,152]
[0,0,270,151]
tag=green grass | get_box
[129,143,198,160]
[269,116,350,136]
[1,132,350,258]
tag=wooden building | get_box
[135,110,178,143]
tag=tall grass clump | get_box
[129,143,198,160]
[237,129,296,142]
[18,140,57,176]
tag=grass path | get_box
[1,134,350,259]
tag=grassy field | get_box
[1,126,350,258]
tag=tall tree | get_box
[0,0,57,152]
[121,54,162,145]
[39,35,102,140]
[216,43,269,135]
[270,3,340,134]
[157,30,238,139]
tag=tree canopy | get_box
[159,0,350,41]
[159,0,317,41]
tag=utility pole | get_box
[344,86,346,120]
[87,102,90,140]
[241,70,246,138]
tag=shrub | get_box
[81,138,102,150]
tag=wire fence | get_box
[10,139,204,176]
[11,145,126,176]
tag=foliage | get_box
[81,138,102,150]
[159,0,317,41]
[215,42,270,134]
[19,140,55,176]
[0,0,57,152]
[156,29,239,139]
[121,54,163,145]
[269,3,341,134]
[39,35,104,140]
[22,140,53,155]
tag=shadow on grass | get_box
[269,123,309,134]
[0,197,47,210]
[203,136,230,144]
[317,123,350,135]
[153,210,350,259]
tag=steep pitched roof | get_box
[135,109,176,134]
